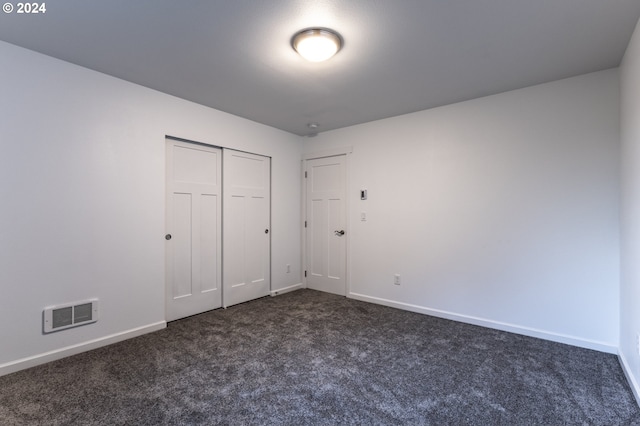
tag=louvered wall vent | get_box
[43,299,99,333]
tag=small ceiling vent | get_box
[43,299,99,333]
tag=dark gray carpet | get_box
[0,289,638,425]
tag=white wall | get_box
[303,70,620,352]
[620,17,640,401]
[0,41,302,373]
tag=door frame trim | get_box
[302,146,353,296]
[302,146,353,161]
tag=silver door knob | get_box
[335,230,345,236]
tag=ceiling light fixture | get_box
[292,28,343,62]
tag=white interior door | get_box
[165,139,222,321]
[223,149,271,307]
[305,155,347,296]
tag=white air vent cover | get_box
[43,299,99,333]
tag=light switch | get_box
[361,212,367,221]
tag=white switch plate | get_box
[361,212,367,221]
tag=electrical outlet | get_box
[394,274,401,285]
[286,264,291,273]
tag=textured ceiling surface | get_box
[1,1,639,136]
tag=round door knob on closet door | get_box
[165,234,172,240]
[335,230,345,236]
[265,229,269,234]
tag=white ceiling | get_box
[1,1,639,136]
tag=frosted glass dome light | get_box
[292,28,342,62]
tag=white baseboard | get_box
[271,283,303,296]
[619,351,640,407]
[0,321,166,377]
[349,292,617,354]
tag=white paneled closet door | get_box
[165,139,222,321]
[223,149,271,308]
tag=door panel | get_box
[306,155,347,296]
[327,198,344,280]
[172,192,193,298]
[223,149,271,307]
[310,199,324,277]
[247,196,267,283]
[166,139,222,321]
[200,194,219,292]
[173,145,219,184]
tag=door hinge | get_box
[304,220,307,228]
[304,270,307,277]
[304,171,307,178]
